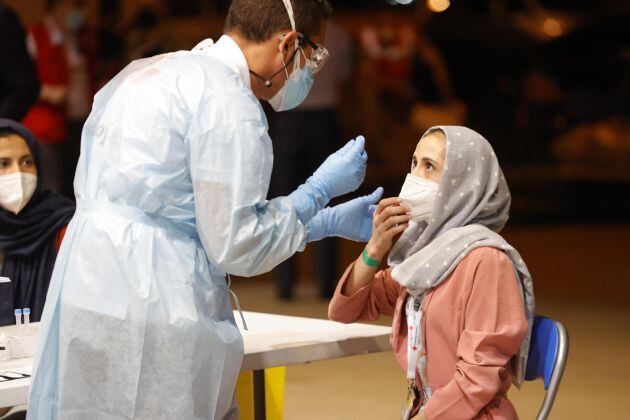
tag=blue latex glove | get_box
[289,136,368,223]
[307,187,384,243]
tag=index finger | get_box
[375,197,403,216]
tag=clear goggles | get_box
[280,32,330,75]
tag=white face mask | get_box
[398,173,439,223]
[0,172,37,215]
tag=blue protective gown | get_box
[27,36,308,420]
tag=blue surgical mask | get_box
[268,49,314,112]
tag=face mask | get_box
[66,8,86,32]
[398,173,439,222]
[0,172,37,215]
[268,50,314,112]
[264,0,315,112]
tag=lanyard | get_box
[405,295,422,381]
[405,294,431,400]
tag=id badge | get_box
[401,381,420,420]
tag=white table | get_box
[1,312,392,419]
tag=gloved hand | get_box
[307,187,384,243]
[289,136,368,223]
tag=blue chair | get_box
[525,315,569,420]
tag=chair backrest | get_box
[524,315,569,420]
[525,316,558,387]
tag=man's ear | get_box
[278,30,298,56]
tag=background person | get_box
[0,3,40,121]
[0,119,75,327]
[269,19,352,299]
[22,0,91,196]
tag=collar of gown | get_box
[192,35,251,89]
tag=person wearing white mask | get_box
[329,127,535,419]
[0,119,74,329]
[27,1,382,419]
[23,0,91,196]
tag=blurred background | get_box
[2,0,629,418]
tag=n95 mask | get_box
[398,173,438,223]
[0,172,37,215]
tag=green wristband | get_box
[362,248,381,268]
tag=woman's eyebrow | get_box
[421,156,440,167]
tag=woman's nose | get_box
[411,167,425,179]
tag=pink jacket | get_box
[329,247,527,419]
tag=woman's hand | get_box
[341,197,411,297]
[365,197,411,261]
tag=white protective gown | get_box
[27,36,308,420]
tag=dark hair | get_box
[225,0,332,43]
[0,128,18,138]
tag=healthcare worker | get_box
[27,0,381,419]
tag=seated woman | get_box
[0,118,75,327]
[329,126,534,419]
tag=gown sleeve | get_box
[187,89,308,277]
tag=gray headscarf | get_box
[387,126,534,387]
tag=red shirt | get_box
[55,226,67,252]
[22,22,70,144]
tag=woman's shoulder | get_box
[452,246,515,286]
[461,246,508,264]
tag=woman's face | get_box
[0,134,37,176]
[410,130,446,183]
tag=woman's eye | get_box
[0,160,9,169]
[411,159,417,169]
[425,162,434,172]
[19,156,34,168]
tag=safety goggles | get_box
[280,32,329,75]
[297,33,329,75]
